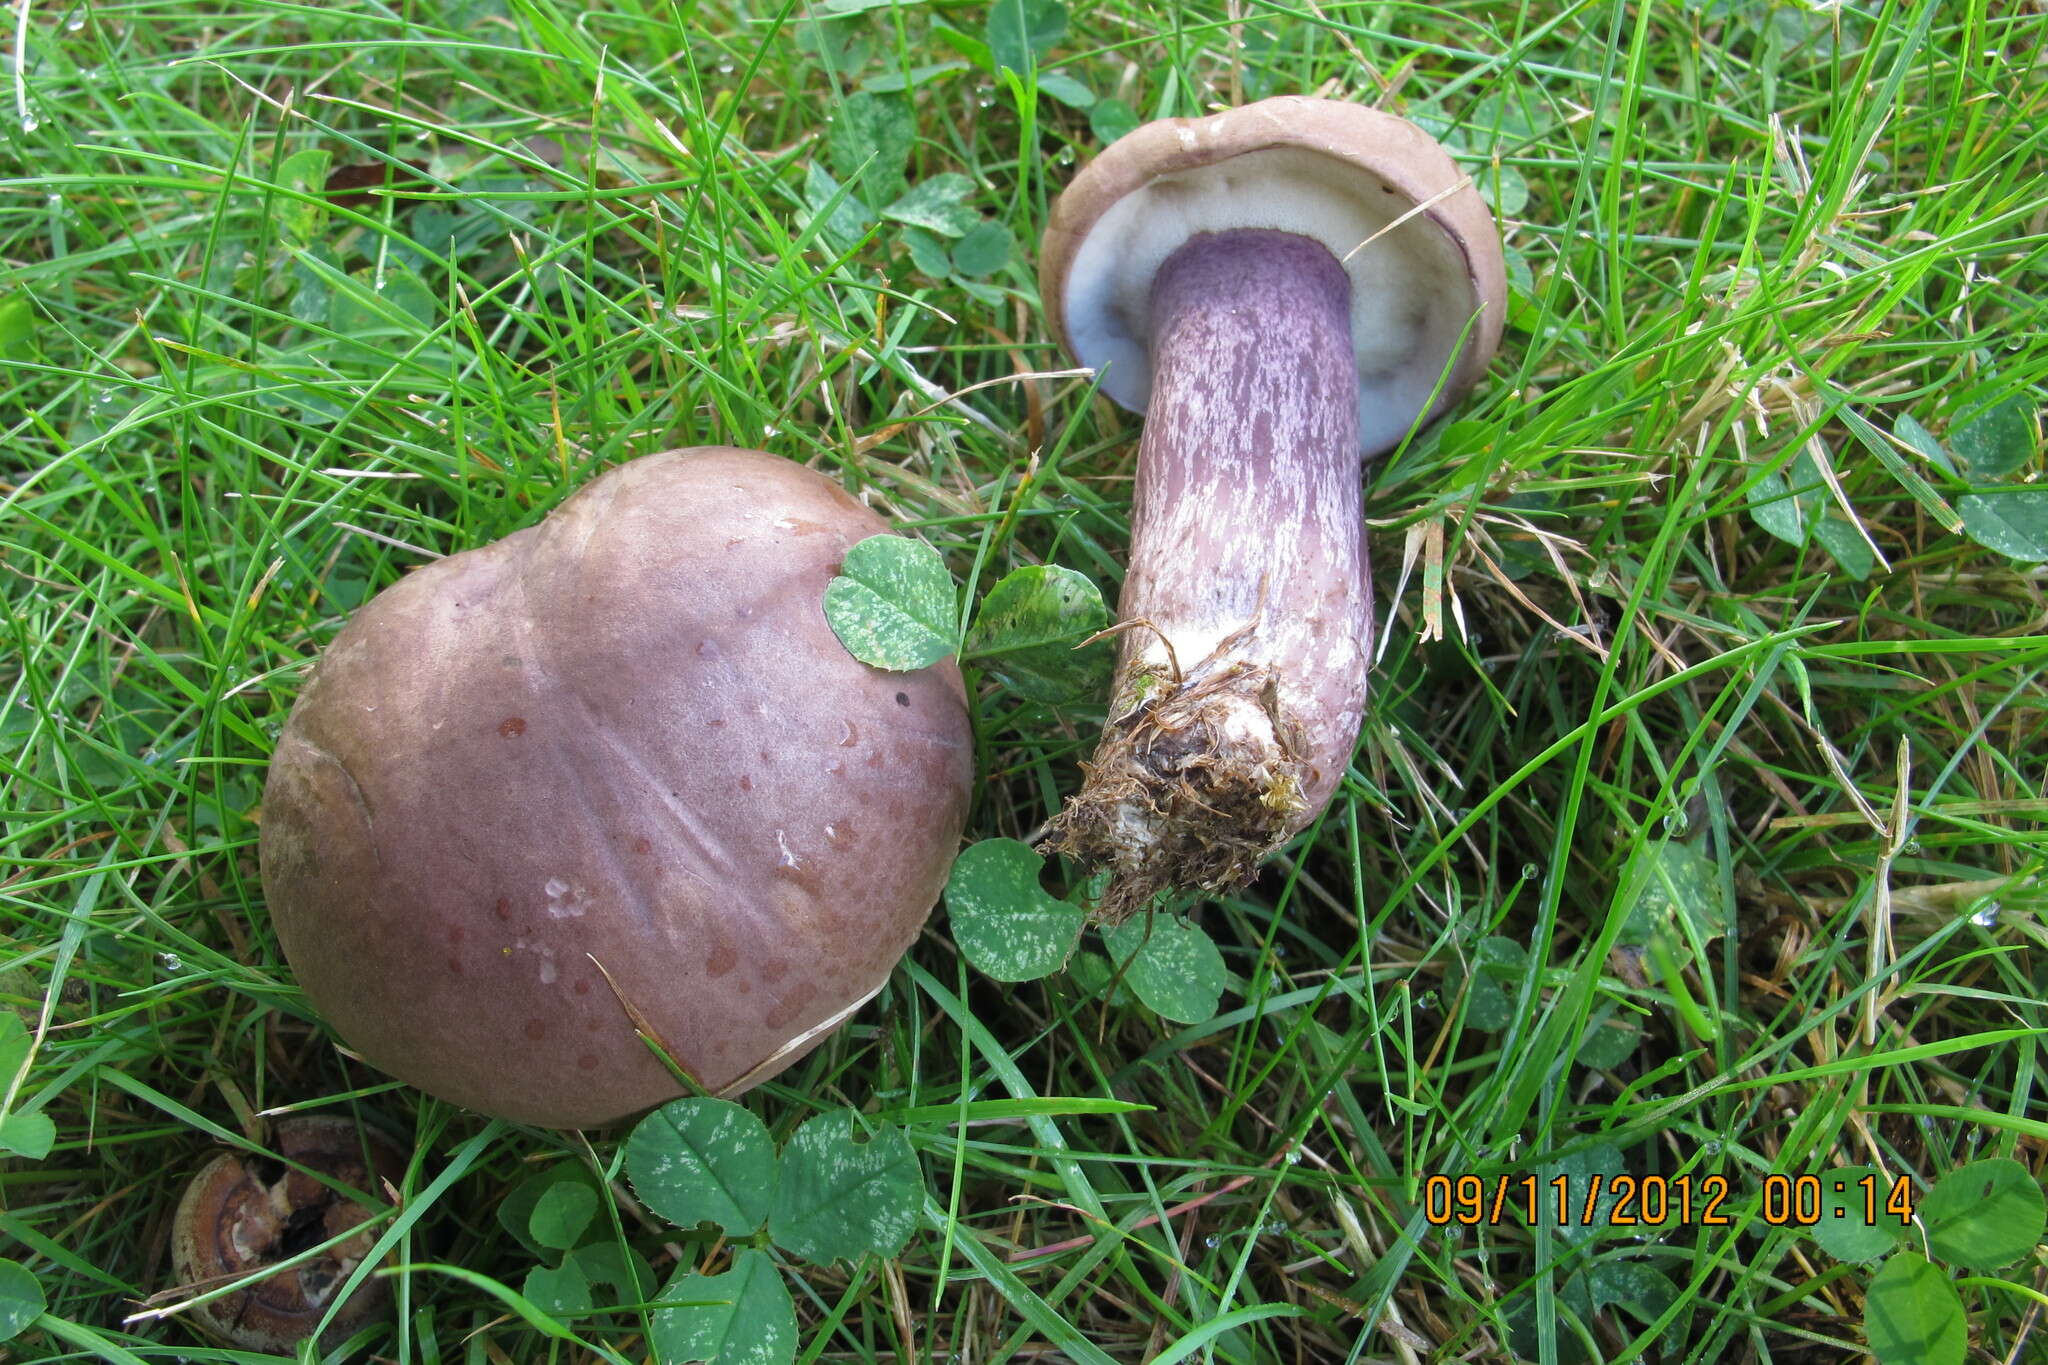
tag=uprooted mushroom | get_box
[260,448,973,1128]
[1036,96,1507,918]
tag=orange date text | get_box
[1420,1171,1917,1228]
[1421,1173,1734,1227]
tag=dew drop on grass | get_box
[1971,901,2001,928]
[1520,862,1540,881]
[67,17,86,30]
[1284,1149,1302,1164]
[1202,1234,1218,1249]
[158,953,183,973]
[20,115,40,133]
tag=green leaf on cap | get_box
[823,534,958,671]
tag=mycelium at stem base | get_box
[1044,228,1372,921]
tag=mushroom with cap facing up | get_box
[1035,95,1507,919]
[259,447,974,1129]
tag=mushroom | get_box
[1035,96,1506,917]
[259,447,973,1128]
[168,1116,406,1351]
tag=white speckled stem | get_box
[1048,229,1372,917]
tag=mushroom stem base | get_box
[1044,658,1308,922]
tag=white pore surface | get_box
[1063,145,1479,454]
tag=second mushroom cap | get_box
[1040,94,1506,456]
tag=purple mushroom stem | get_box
[1047,227,1373,918]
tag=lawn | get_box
[2,1,2045,1362]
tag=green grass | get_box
[4,0,2046,1361]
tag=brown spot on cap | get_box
[705,943,739,977]
[772,863,821,897]
[523,1019,547,1041]
[764,984,817,1031]
[497,716,527,738]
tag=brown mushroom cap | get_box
[1039,95,1508,455]
[259,447,973,1128]
[168,1117,406,1352]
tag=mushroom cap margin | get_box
[1039,95,1508,455]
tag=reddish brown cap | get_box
[1040,95,1507,455]
[259,448,974,1128]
